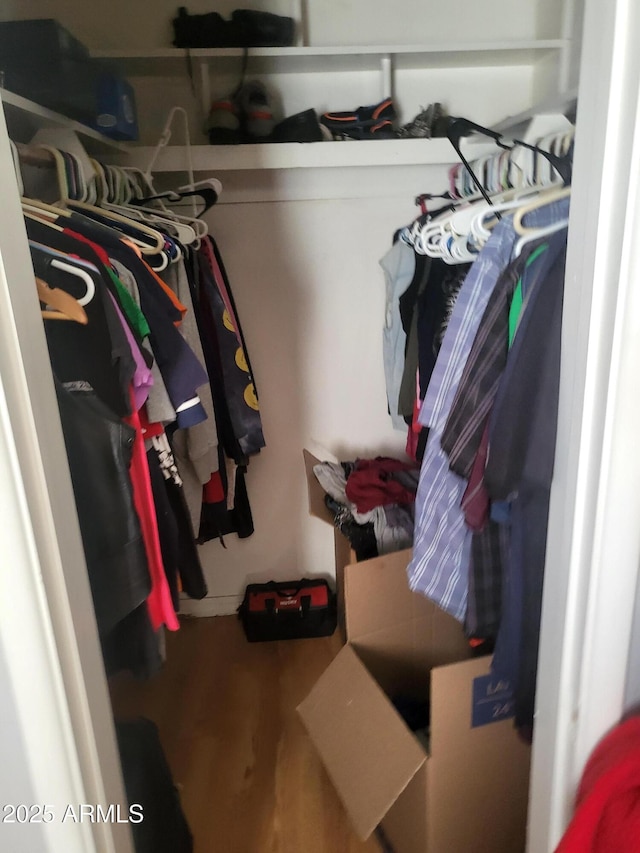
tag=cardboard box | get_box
[300,451,531,853]
[304,449,357,640]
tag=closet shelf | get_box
[490,88,579,135]
[93,40,567,75]
[0,88,130,153]
[114,137,494,172]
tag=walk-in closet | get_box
[2,0,640,851]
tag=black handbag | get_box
[238,578,337,642]
[173,7,295,49]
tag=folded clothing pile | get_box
[313,457,420,561]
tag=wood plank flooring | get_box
[110,616,381,853]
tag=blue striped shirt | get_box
[407,199,571,620]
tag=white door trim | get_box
[528,0,640,848]
[0,98,133,853]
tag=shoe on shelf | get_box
[396,102,447,139]
[320,97,396,133]
[206,97,242,144]
[271,109,324,143]
[237,80,275,140]
[327,118,397,141]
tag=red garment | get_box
[460,422,491,532]
[138,404,164,439]
[125,395,179,632]
[203,471,225,504]
[555,716,640,852]
[345,457,419,513]
[405,372,422,462]
[64,228,112,266]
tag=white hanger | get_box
[105,200,198,245]
[49,258,96,305]
[146,106,223,221]
[513,186,572,235]
[514,219,569,257]
[469,184,559,246]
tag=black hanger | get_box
[131,187,219,215]
[442,115,573,217]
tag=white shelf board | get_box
[94,40,567,75]
[490,87,578,135]
[114,137,495,172]
[0,89,130,153]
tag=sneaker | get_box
[397,103,446,139]
[206,97,242,144]
[328,119,396,141]
[237,80,275,140]
[271,109,323,143]
[321,97,395,130]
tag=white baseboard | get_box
[179,595,243,618]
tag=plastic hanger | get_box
[442,117,573,223]
[19,145,167,258]
[144,106,223,219]
[45,258,96,305]
[66,200,167,255]
[21,198,72,219]
[512,186,572,235]
[29,241,97,305]
[469,185,558,245]
[105,201,197,245]
[514,219,569,257]
[117,165,209,242]
[23,210,64,231]
[36,276,88,323]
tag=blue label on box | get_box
[471,674,515,728]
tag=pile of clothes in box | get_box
[313,456,420,561]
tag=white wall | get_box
[189,192,415,607]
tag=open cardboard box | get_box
[304,449,357,640]
[300,450,531,853]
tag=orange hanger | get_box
[36,277,88,324]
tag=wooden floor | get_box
[110,616,381,853]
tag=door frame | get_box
[528,0,640,848]
[0,100,133,853]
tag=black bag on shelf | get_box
[231,9,295,46]
[172,7,295,49]
[238,578,337,642]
